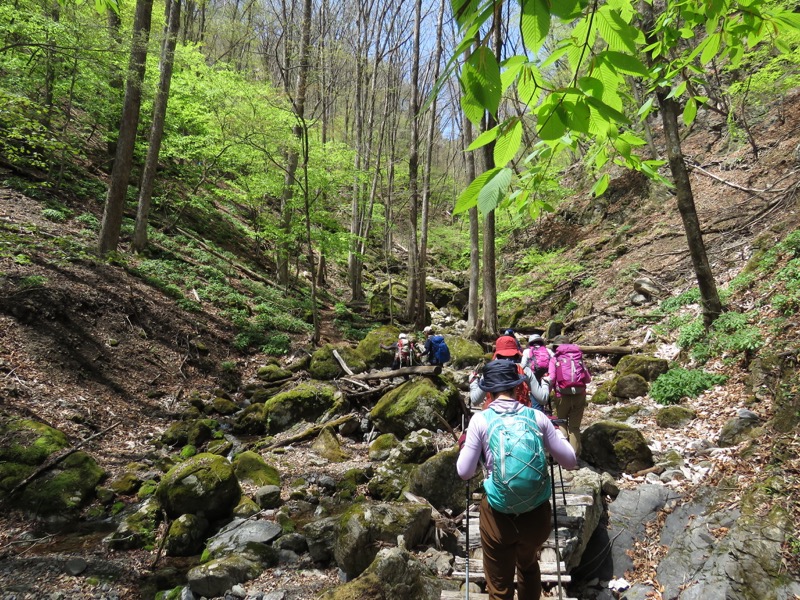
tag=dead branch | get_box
[332,350,354,376]
[264,413,357,450]
[577,345,634,356]
[4,420,121,500]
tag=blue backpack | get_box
[483,404,550,514]
[429,335,450,364]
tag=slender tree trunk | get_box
[415,0,445,329]
[133,0,181,252]
[480,5,502,337]
[464,102,481,339]
[405,0,422,321]
[639,1,722,327]
[658,93,722,326]
[98,0,154,255]
[106,8,124,162]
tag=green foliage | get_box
[499,249,583,304]
[18,275,47,289]
[75,213,100,230]
[661,288,701,313]
[427,225,472,271]
[677,310,763,363]
[448,0,798,217]
[650,368,727,405]
[41,208,68,222]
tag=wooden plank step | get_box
[453,557,569,579]
[441,591,578,599]
[450,571,572,585]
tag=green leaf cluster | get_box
[650,367,727,405]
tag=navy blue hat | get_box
[478,359,526,393]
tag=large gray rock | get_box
[156,453,241,520]
[368,430,437,500]
[104,497,161,550]
[304,516,339,563]
[581,421,654,474]
[717,409,762,447]
[426,276,459,308]
[205,517,283,559]
[334,502,433,578]
[656,484,800,600]
[261,382,341,435]
[319,546,441,599]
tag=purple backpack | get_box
[554,344,589,393]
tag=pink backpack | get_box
[527,346,551,370]
[554,344,589,393]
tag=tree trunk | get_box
[480,5,502,337]
[132,0,181,252]
[416,0,445,330]
[406,0,422,321]
[98,0,154,255]
[657,93,723,326]
[106,8,124,162]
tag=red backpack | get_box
[554,344,589,394]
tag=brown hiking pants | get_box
[553,391,586,456]
[479,496,553,600]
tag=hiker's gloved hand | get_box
[468,371,479,384]
[458,432,467,449]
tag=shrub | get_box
[650,368,727,405]
[660,288,701,313]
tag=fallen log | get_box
[349,365,442,381]
[264,413,357,450]
[332,350,354,376]
[576,345,633,356]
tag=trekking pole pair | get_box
[549,452,565,600]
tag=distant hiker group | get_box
[380,327,450,370]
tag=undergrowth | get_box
[650,368,728,405]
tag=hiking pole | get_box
[550,455,564,600]
[462,414,470,600]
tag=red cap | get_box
[493,335,521,358]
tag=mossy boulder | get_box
[370,378,459,438]
[408,447,464,514]
[615,355,669,382]
[319,547,441,600]
[334,502,432,578]
[426,277,459,308]
[232,403,266,435]
[211,397,239,416]
[446,336,486,369]
[109,471,143,495]
[612,374,649,399]
[337,468,369,500]
[105,497,162,550]
[356,325,402,369]
[368,430,437,500]
[187,554,263,598]
[256,364,292,382]
[656,406,696,429]
[368,281,408,320]
[581,421,654,475]
[262,381,340,435]
[165,513,209,557]
[156,453,241,519]
[590,381,615,405]
[368,433,399,461]
[309,344,367,380]
[312,426,349,463]
[607,404,644,421]
[0,418,104,515]
[232,451,280,487]
[160,418,219,449]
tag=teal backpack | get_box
[483,404,550,514]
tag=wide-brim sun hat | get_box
[399,333,407,339]
[551,334,570,348]
[478,359,527,393]
[528,334,544,344]
[493,335,521,358]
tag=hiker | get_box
[548,335,591,455]
[420,326,451,366]
[380,333,417,369]
[469,335,549,410]
[502,328,523,353]
[521,334,553,382]
[457,359,577,600]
